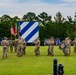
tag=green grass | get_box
[0,46,76,75]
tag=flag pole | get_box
[10,26,12,39]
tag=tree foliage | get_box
[0,12,76,45]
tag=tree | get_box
[54,11,65,23]
[0,14,11,38]
[22,12,37,21]
[74,12,76,23]
[38,12,52,26]
[67,16,73,24]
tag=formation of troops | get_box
[1,36,76,59]
[1,37,40,59]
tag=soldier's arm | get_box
[7,41,9,46]
[72,40,74,45]
[1,41,3,46]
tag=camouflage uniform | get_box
[22,39,26,55]
[9,39,14,52]
[17,37,24,57]
[67,37,71,53]
[14,39,18,52]
[6,38,9,52]
[1,37,9,59]
[47,37,54,56]
[63,38,70,56]
[73,38,76,52]
[34,38,40,56]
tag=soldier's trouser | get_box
[48,47,54,55]
[17,47,23,57]
[69,47,71,53]
[64,47,69,56]
[34,47,40,56]
[23,47,26,55]
[10,46,13,52]
[2,47,8,58]
[74,46,76,52]
[14,46,17,52]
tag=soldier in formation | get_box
[1,37,9,59]
[22,39,26,55]
[16,37,26,57]
[67,37,71,53]
[9,38,14,52]
[47,37,54,56]
[73,37,76,52]
[34,38,40,56]
[14,38,18,52]
[62,38,70,56]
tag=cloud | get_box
[0,0,76,20]
[62,0,76,2]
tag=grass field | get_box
[0,46,76,75]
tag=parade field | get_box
[0,46,76,75]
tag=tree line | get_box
[0,11,76,45]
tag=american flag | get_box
[10,26,15,35]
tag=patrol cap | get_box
[36,37,40,40]
[65,37,68,40]
[74,37,76,40]
[4,37,7,39]
[50,37,54,39]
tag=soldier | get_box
[63,38,70,56]
[14,38,18,52]
[22,39,26,55]
[1,37,9,59]
[9,38,14,52]
[67,37,71,53]
[17,37,24,57]
[34,38,40,56]
[73,38,76,52]
[6,37,9,52]
[47,37,54,56]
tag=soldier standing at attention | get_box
[34,38,40,56]
[47,37,54,56]
[73,38,76,52]
[1,37,9,59]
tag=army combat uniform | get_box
[22,39,26,55]
[1,37,9,59]
[63,38,70,56]
[9,39,14,52]
[14,39,18,52]
[17,37,24,57]
[34,38,40,56]
[67,37,71,53]
[73,38,76,52]
[47,37,54,56]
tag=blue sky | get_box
[0,0,76,20]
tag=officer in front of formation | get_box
[34,38,40,56]
[1,37,9,59]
